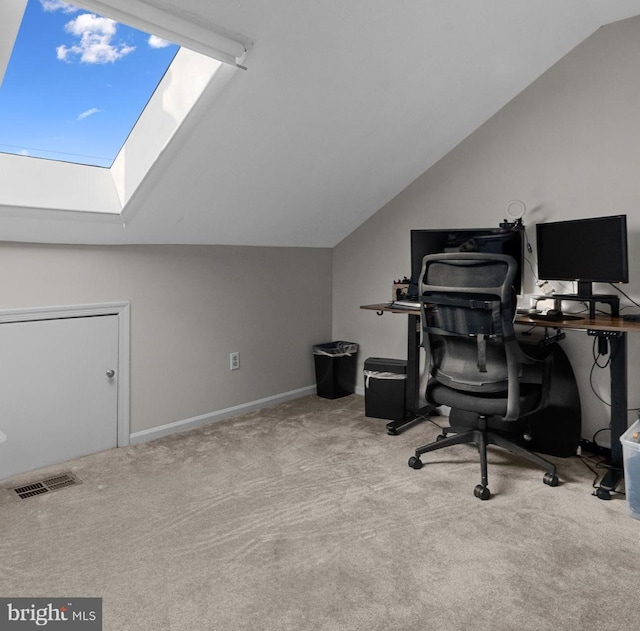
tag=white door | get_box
[0,315,119,479]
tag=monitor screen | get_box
[536,215,628,292]
[409,228,524,298]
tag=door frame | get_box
[0,302,130,446]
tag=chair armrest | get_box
[503,343,553,421]
[518,346,554,413]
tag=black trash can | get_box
[364,357,407,421]
[313,341,359,399]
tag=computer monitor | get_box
[409,227,524,299]
[536,214,628,297]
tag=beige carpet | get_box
[1,395,638,631]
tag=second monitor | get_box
[409,227,524,299]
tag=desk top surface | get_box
[361,303,640,333]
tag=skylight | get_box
[0,0,246,224]
[0,0,179,168]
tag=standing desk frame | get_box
[518,312,636,499]
[362,303,640,499]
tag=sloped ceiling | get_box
[2,0,640,247]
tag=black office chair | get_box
[408,252,559,500]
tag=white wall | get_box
[332,15,640,445]
[0,242,332,435]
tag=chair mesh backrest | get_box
[419,253,517,394]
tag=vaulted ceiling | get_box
[2,0,640,247]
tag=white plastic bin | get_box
[620,419,640,520]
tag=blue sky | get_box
[0,0,179,167]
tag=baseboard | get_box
[129,386,316,444]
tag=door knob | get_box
[106,369,115,379]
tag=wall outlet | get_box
[230,352,240,371]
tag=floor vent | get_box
[11,472,82,500]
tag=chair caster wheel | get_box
[436,434,446,442]
[474,485,491,500]
[595,487,612,500]
[543,472,559,487]
[408,456,423,470]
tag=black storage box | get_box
[313,341,359,399]
[364,357,407,421]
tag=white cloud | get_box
[77,108,101,121]
[65,13,117,38]
[40,0,79,13]
[56,14,136,64]
[148,35,172,49]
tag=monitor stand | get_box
[536,282,620,318]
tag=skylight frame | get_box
[0,0,249,223]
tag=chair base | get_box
[408,421,559,500]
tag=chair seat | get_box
[428,381,541,418]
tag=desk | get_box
[518,312,640,499]
[362,303,640,499]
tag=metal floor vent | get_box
[11,472,82,500]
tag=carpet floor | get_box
[0,395,638,630]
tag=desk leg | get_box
[386,313,436,435]
[406,314,420,415]
[595,332,627,499]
